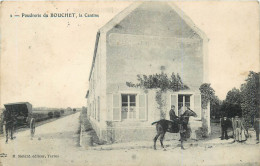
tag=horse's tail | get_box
[151,120,160,125]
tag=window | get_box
[178,95,191,115]
[121,94,136,120]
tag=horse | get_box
[152,108,197,150]
[3,110,15,143]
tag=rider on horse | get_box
[169,105,178,121]
[169,105,186,139]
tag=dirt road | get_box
[0,112,81,166]
[1,112,259,166]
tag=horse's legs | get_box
[153,133,160,150]
[10,125,14,140]
[180,133,185,150]
[160,132,165,149]
[5,126,8,143]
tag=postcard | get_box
[0,1,259,166]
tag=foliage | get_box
[220,101,242,118]
[33,112,49,122]
[73,108,77,113]
[226,88,241,105]
[196,127,209,138]
[210,96,222,119]
[48,112,54,118]
[60,110,65,114]
[199,83,218,109]
[219,88,242,118]
[54,111,61,118]
[155,91,166,119]
[240,71,259,127]
[126,72,189,92]
[126,72,189,119]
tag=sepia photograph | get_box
[0,1,259,166]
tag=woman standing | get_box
[232,116,248,142]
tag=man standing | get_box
[220,116,229,140]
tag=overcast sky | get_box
[1,1,259,108]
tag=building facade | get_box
[86,2,210,142]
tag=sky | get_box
[0,1,259,108]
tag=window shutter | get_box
[194,94,201,119]
[139,94,147,120]
[107,93,112,121]
[112,94,121,121]
[170,94,178,115]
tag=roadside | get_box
[79,115,259,151]
[0,112,79,139]
[1,112,259,166]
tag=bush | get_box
[54,111,61,118]
[126,72,189,92]
[60,110,64,114]
[48,112,54,118]
[33,112,49,122]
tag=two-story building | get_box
[86,2,210,142]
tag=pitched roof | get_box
[87,2,208,84]
[99,2,207,39]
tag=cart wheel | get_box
[30,118,35,137]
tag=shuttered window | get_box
[112,93,147,121]
[112,94,121,121]
[139,94,146,120]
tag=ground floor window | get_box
[121,94,136,120]
[171,93,201,119]
[178,94,191,115]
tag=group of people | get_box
[220,115,259,144]
[169,105,259,144]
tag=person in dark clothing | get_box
[3,109,15,143]
[220,116,229,140]
[169,105,178,121]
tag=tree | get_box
[240,71,259,127]
[48,112,54,118]
[210,96,222,119]
[199,83,222,119]
[220,101,242,118]
[220,88,242,118]
[199,83,216,109]
[54,111,61,118]
[226,88,241,105]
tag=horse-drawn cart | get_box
[3,102,35,141]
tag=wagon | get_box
[3,102,35,138]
